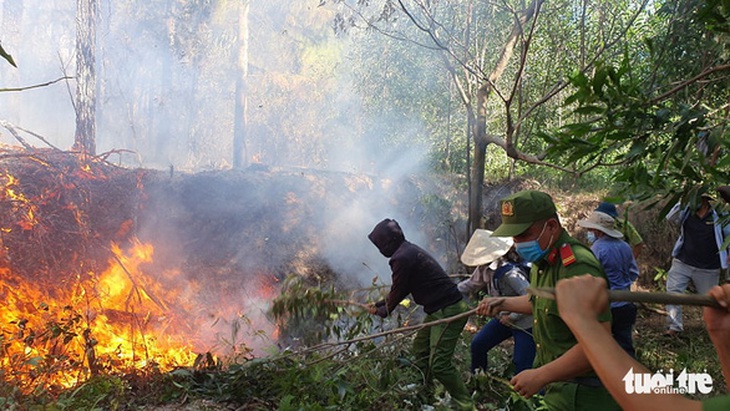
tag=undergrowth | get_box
[1,277,726,410]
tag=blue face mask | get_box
[586,231,596,244]
[515,222,552,262]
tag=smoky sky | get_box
[0,1,434,174]
[0,1,460,354]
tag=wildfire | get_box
[1,172,39,230]
[0,153,281,393]
[0,238,280,392]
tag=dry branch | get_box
[297,307,478,354]
[0,76,73,93]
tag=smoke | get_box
[2,1,435,173]
[0,0,456,356]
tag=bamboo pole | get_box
[527,287,722,308]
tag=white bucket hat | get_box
[577,211,624,239]
[460,229,514,266]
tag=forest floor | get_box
[106,183,730,410]
[132,304,725,411]
[1,148,724,410]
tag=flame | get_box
[0,159,280,392]
[1,172,39,230]
[0,239,280,392]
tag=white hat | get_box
[460,229,514,266]
[577,211,624,239]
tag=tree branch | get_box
[516,0,651,130]
[0,76,73,93]
[649,64,730,104]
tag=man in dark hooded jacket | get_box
[367,218,473,410]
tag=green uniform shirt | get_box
[615,219,643,248]
[530,230,612,377]
[702,395,730,411]
[703,395,730,410]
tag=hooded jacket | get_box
[368,219,462,317]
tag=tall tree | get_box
[465,0,544,234]
[331,0,650,233]
[74,0,97,154]
[233,0,251,169]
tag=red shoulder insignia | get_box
[546,247,559,265]
[560,243,577,266]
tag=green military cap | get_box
[492,190,557,237]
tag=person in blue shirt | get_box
[578,210,639,357]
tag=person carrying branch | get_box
[476,190,620,411]
[457,229,535,375]
[366,218,474,410]
[554,274,730,411]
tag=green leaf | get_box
[592,67,608,95]
[561,122,594,136]
[0,43,16,68]
[606,130,632,141]
[564,89,588,106]
[625,141,646,159]
[658,192,683,219]
[570,70,589,88]
[715,154,730,168]
[573,105,605,115]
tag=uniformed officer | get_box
[476,190,620,411]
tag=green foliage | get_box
[271,275,381,346]
[6,277,726,409]
[540,0,730,209]
[54,375,128,411]
[0,43,16,68]
[653,267,668,284]
[149,345,427,410]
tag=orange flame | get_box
[1,172,39,230]
[0,239,280,392]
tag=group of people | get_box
[366,188,730,410]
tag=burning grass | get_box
[0,148,285,397]
[0,145,444,406]
[0,147,203,394]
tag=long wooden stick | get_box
[528,287,723,308]
[298,308,478,353]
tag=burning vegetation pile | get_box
[0,146,190,393]
[0,145,459,402]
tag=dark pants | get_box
[611,303,637,358]
[470,317,535,374]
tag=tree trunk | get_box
[232,0,250,169]
[74,0,97,155]
[468,86,489,234]
[467,0,542,234]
